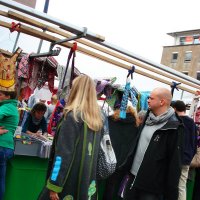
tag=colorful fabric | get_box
[18,53,30,78]
[0,47,22,91]
[130,88,138,107]
[140,91,150,111]
[47,99,65,135]
[17,55,58,100]
[120,79,131,119]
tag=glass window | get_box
[171,52,178,63]
[180,37,185,45]
[197,72,200,81]
[184,51,192,62]
[193,35,200,44]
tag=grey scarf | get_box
[145,107,174,126]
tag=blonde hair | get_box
[64,75,103,132]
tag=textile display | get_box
[0,47,22,91]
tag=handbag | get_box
[97,113,117,180]
[190,147,200,168]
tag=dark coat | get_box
[127,112,184,200]
[103,111,139,200]
[179,115,197,165]
[108,112,139,169]
[38,112,102,200]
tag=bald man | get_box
[124,88,184,200]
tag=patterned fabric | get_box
[18,53,30,78]
[17,55,58,99]
[120,78,131,119]
[130,88,138,107]
[140,91,150,111]
[0,47,22,91]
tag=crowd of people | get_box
[0,74,199,200]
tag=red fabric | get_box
[47,101,60,134]
[72,42,77,51]
[10,22,21,33]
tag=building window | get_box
[180,37,185,45]
[197,72,200,80]
[184,51,192,62]
[194,35,200,44]
[171,52,178,63]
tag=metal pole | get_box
[96,40,200,86]
[37,0,50,53]
[1,0,200,86]
[12,31,20,52]
[0,0,105,42]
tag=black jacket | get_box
[108,113,139,169]
[179,115,197,165]
[130,112,184,200]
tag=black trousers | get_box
[124,174,163,200]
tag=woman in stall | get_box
[22,102,47,136]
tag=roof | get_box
[167,29,200,37]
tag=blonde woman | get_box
[38,75,103,200]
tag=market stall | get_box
[0,1,200,200]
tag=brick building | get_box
[161,29,200,80]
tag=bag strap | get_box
[61,44,76,90]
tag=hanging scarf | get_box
[145,107,174,126]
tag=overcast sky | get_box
[1,0,200,100]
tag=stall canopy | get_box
[0,0,200,95]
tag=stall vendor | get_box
[22,102,47,136]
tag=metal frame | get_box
[0,0,105,42]
[29,27,87,58]
[1,0,200,86]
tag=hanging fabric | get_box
[119,66,135,119]
[58,42,80,100]
[17,53,58,100]
[170,81,181,97]
[0,47,22,91]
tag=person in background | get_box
[172,100,197,200]
[137,110,147,125]
[124,87,184,200]
[44,94,58,125]
[38,74,104,200]
[0,90,19,200]
[22,102,47,136]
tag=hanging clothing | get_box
[0,47,22,91]
[139,91,150,111]
[17,54,58,100]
